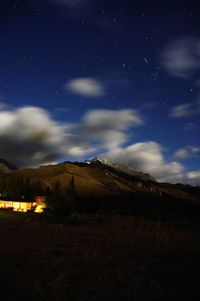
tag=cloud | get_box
[65,78,105,97]
[0,106,143,167]
[101,141,200,185]
[79,109,143,149]
[102,141,184,182]
[0,105,198,185]
[66,144,96,157]
[161,37,200,79]
[174,146,200,160]
[169,103,195,118]
[164,170,200,186]
[0,106,96,167]
[0,106,68,167]
[186,171,200,182]
[161,38,200,118]
[82,109,143,130]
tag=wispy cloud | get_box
[185,171,200,183]
[173,146,200,160]
[161,37,200,79]
[169,103,195,118]
[65,78,105,98]
[161,37,200,119]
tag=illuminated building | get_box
[0,196,46,213]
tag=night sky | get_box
[0,0,199,184]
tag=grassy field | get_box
[0,210,200,301]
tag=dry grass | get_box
[0,211,200,301]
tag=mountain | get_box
[0,159,17,173]
[0,158,199,207]
[87,157,156,182]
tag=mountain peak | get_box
[90,157,109,164]
[86,157,156,182]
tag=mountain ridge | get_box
[0,158,199,207]
[85,157,157,182]
[0,158,17,173]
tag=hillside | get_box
[0,158,17,173]
[0,158,199,208]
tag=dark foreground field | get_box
[0,211,200,301]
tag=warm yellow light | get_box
[12,202,31,212]
[34,203,46,213]
[0,196,46,213]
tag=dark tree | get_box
[45,177,77,215]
